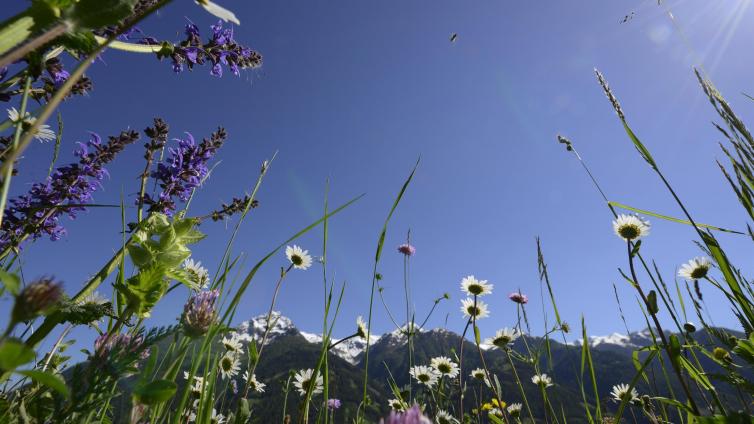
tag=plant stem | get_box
[0,76,32,229]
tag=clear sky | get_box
[4,0,754,353]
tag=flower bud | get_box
[12,278,63,323]
[181,289,219,337]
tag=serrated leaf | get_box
[65,0,138,30]
[0,340,35,370]
[16,369,69,397]
[0,269,20,296]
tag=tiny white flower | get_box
[286,245,313,270]
[430,356,459,378]
[218,352,240,380]
[436,410,459,424]
[293,368,323,396]
[243,371,266,393]
[610,383,639,404]
[183,258,210,289]
[409,365,440,387]
[507,403,523,417]
[460,275,493,296]
[183,371,205,396]
[485,328,521,349]
[678,257,712,281]
[460,298,490,319]
[470,368,492,386]
[613,214,650,241]
[531,373,553,388]
[210,408,226,424]
[7,107,55,143]
[356,316,368,339]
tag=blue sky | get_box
[4,0,754,352]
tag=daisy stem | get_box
[251,264,294,375]
[0,75,32,230]
[458,318,471,417]
[505,351,535,424]
[471,296,508,424]
[626,241,700,415]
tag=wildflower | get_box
[286,245,312,270]
[508,291,528,305]
[11,278,63,323]
[293,369,323,396]
[678,257,712,280]
[460,298,490,319]
[507,403,523,418]
[356,316,368,339]
[460,275,493,296]
[379,405,432,424]
[243,371,266,393]
[222,334,243,352]
[487,408,504,418]
[7,108,55,143]
[470,368,487,380]
[93,333,149,362]
[435,410,458,424]
[388,398,407,411]
[195,0,239,24]
[485,328,520,349]
[610,383,639,404]
[210,195,259,221]
[209,408,225,424]
[713,347,732,363]
[144,129,227,214]
[482,399,506,411]
[230,379,238,394]
[181,290,219,337]
[683,322,697,333]
[612,214,650,241]
[0,130,139,251]
[531,373,553,388]
[327,398,342,410]
[430,356,459,378]
[183,371,205,396]
[397,243,416,256]
[218,351,240,379]
[409,365,440,387]
[183,258,210,289]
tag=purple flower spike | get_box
[380,405,432,424]
[397,244,415,256]
[509,291,528,304]
[327,399,341,410]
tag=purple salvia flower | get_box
[327,399,341,410]
[0,130,139,251]
[181,289,220,337]
[397,244,415,256]
[508,291,528,304]
[380,405,432,424]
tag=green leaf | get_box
[621,121,657,168]
[473,324,481,345]
[0,340,35,370]
[0,270,20,296]
[16,369,69,397]
[133,379,177,405]
[0,7,55,56]
[488,415,505,424]
[647,290,659,315]
[65,0,138,30]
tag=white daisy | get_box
[195,0,240,25]
[485,328,520,349]
[436,410,459,424]
[678,257,712,280]
[388,398,406,411]
[460,275,493,296]
[210,408,226,424]
[243,371,266,393]
[430,356,459,378]
[469,368,491,386]
[222,334,243,353]
[218,352,240,380]
[293,368,323,396]
[7,107,55,143]
[183,258,210,289]
[460,298,490,320]
[286,245,313,270]
[409,365,440,387]
[612,214,650,241]
[487,408,504,418]
[531,373,553,388]
[183,371,205,396]
[610,383,639,404]
[507,403,523,417]
[355,316,368,339]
